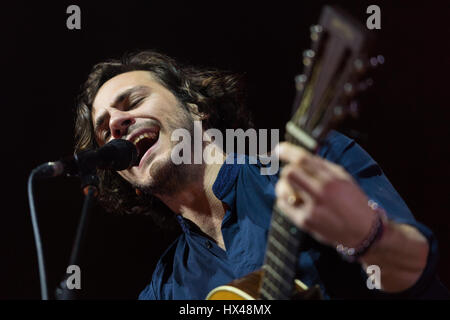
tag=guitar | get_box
[206,5,382,300]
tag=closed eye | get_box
[127,96,146,110]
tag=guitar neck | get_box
[260,204,305,300]
[260,127,316,300]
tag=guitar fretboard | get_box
[260,205,303,300]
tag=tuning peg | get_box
[294,74,307,91]
[333,105,345,118]
[303,49,315,66]
[310,25,323,41]
[365,78,374,87]
[369,55,385,67]
[357,78,374,92]
[354,59,365,73]
[344,82,354,96]
[348,101,359,118]
[354,55,385,73]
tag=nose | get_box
[109,110,136,139]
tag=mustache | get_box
[127,118,161,135]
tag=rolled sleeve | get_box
[319,131,448,298]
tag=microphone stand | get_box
[27,139,136,299]
[55,169,99,300]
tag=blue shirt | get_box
[139,131,448,299]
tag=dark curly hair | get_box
[74,50,253,229]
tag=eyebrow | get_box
[93,85,149,133]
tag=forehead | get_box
[92,70,158,117]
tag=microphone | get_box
[28,139,137,300]
[33,139,138,178]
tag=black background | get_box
[1,0,449,299]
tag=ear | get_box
[187,103,209,121]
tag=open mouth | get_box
[131,129,160,166]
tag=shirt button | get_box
[205,241,212,249]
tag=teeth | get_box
[132,132,156,145]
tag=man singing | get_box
[74,50,447,299]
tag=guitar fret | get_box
[269,228,296,253]
[264,261,295,284]
[261,280,278,299]
[260,205,301,300]
[263,264,293,290]
[262,276,281,293]
[261,276,290,299]
[260,286,275,300]
[263,279,291,299]
[264,245,297,280]
[271,219,299,248]
[267,234,297,264]
[264,252,296,279]
[265,251,296,278]
[274,206,300,236]
[274,207,301,236]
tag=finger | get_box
[276,142,313,166]
[281,159,331,186]
[276,197,313,232]
[282,165,323,200]
[277,200,335,246]
[275,179,294,199]
[275,179,307,206]
[277,142,331,180]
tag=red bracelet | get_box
[336,200,387,263]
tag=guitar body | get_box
[206,270,322,300]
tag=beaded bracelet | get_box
[336,200,387,263]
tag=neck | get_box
[157,144,228,249]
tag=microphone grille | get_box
[98,139,138,170]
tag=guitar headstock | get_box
[286,5,383,152]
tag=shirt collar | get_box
[176,153,245,233]
[212,153,244,204]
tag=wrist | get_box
[336,200,388,263]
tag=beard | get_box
[135,105,200,197]
[139,153,194,196]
